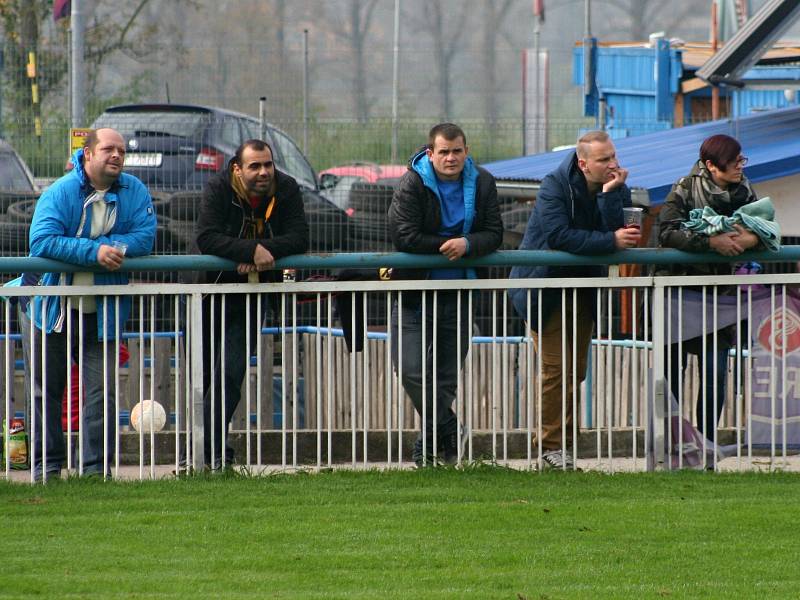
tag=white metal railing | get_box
[3,270,800,482]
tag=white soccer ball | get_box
[130,400,167,433]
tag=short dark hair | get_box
[699,134,741,170]
[428,123,466,148]
[234,139,274,166]
[84,129,100,151]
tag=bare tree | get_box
[0,1,67,120]
[601,0,702,40]
[413,0,469,120]
[328,0,379,123]
[274,0,287,69]
[482,0,515,125]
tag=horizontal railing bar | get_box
[8,272,794,299]
[0,276,656,297]
[2,246,800,274]
[2,331,182,342]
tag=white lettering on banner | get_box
[748,293,800,445]
[751,365,772,400]
[786,367,800,401]
[752,366,800,401]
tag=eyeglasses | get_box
[735,156,748,167]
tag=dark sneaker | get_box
[442,426,469,465]
[412,434,436,468]
[34,469,62,483]
[541,449,577,470]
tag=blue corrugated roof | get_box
[483,106,800,205]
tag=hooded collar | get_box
[70,147,122,194]
[409,148,478,199]
[70,148,90,188]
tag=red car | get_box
[318,163,407,248]
[319,162,406,187]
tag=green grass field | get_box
[2,468,799,599]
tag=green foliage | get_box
[2,73,156,179]
[2,469,799,598]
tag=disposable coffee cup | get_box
[622,207,643,230]
[112,240,128,256]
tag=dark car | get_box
[91,104,318,191]
[90,104,353,253]
[0,138,40,257]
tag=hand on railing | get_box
[253,243,275,271]
[97,244,125,271]
[708,232,744,256]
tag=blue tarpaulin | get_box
[483,106,800,206]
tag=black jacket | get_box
[195,163,310,284]
[387,157,503,281]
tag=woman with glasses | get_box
[658,134,763,455]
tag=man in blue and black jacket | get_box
[27,128,156,480]
[509,130,639,470]
[388,123,503,467]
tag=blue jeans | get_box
[30,311,117,478]
[390,291,471,437]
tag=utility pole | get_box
[711,1,720,120]
[390,0,401,164]
[71,0,85,128]
[303,29,309,154]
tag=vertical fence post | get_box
[649,280,666,471]
[190,292,205,470]
[302,29,309,155]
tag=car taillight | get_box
[195,148,224,171]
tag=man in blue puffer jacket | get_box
[508,130,639,470]
[27,128,156,480]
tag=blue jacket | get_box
[28,148,157,337]
[508,151,629,329]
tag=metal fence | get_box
[3,249,800,482]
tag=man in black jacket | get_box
[195,139,309,469]
[387,123,503,466]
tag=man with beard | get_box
[194,139,309,469]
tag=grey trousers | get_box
[390,290,471,436]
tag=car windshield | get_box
[0,152,34,192]
[92,111,211,137]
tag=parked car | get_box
[91,103,318,191]
[318,163,406,249]
[0,139,38,195]
[90,104,353,253]
[0,138,40,256]
[319,162,405,211]
[319,162,406,188]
